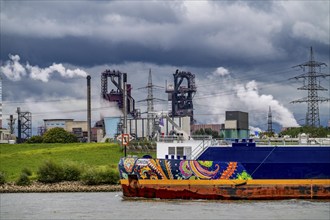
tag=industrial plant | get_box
[1,47,329,143]
[0,67,252,143]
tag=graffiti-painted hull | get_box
[120,179,330,200]
[118,158,330,199]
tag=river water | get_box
[0,192,329,220]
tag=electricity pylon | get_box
[290,47,329,127]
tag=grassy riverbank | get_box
[0,142,155,182]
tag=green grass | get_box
[0,142,155,182]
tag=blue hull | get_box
[197,146,330,179]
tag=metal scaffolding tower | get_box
[101,70,138,118]
[166,70,197,124]
[17,107,32,142]
[290,47,330,127]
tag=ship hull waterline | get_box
[120,179,330,200]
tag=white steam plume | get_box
[1,54,87,82]
[196,67,299,129]
[99,99,123,119]
[235,80,299,127]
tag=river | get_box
[1,192,329,220]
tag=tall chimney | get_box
[123,73,127,157]
[87,75,92,143]
[17,107,21,143]
[123,73,127,135]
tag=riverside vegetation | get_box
[0,141,155,192]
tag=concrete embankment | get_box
[0,181,122,193]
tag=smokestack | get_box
[8,115,15,134]
[17,107,21,143]
[123,73,127,134]
[87,75,91,143]
[123,73,127,157]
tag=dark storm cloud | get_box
[1,33,243,69]
[3,77,86,101]
[1,1,329,69]
[0,0,329,130]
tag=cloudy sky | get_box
[0,0,329,134]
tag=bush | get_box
[21,167,32,176]
[37,160,64,183]
[81,168,100,185]
[81,167,119,185]
[16,167,32,185]
[26,135,43,143]
[43,127,78,143]
[62,162,81,181]
[16,173,31,186]
[98,169,119,185]
[0,171,6,185]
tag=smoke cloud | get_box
[99,100,123,119]
[235,80,299,128]
[1,54,88,82]
[196,67,299,130]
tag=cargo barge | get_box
[118,137,330,200]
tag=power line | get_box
[3,98,83,105]
[196,67,294,88]
[2,105,122,117]
[290,47,330,127]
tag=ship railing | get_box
[158,134,212,143]
[189,136,213,160]
[254,137,330,146]
[158,135,184,143]
[310,138,330,145]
